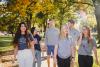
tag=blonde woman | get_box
[54,25,75,67]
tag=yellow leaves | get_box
[22,0,30,5]
[14,0,30,17]
[32,3,44,12]
[19,9,26,17]
[46,3,54,11]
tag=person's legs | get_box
[36,50,41,67]
[17,50,25,67]
[33,50,36,67]
[51,45,56,67]
[53,58,56,67]
[47,55,50,67]
[47,45,52,67]
[78,55,85,67]
[24,49,34,67]
[57,56,64,67]
[86,56,93,67]
[65,57,70,67]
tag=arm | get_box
[54,45,58,58]
[29,33,35,56]
[92,38,99,65]
[54,45,58,63]
[30,41,35,56]
[93,46,99,65]
[71,45,75,59]
[13,45,18,63]
[14,46,18,59]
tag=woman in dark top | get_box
[13,22,35,67]
[78,26,99,67]
[31,27,41,67]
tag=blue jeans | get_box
[47,45,55,56]
[33,50,41,67]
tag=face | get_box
[34,30,37,35]
[61,26,68,35]
[82,27,88,35]
[20,24,26,32]
[49,20,55,27]
[68,22,74,28]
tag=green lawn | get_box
[0,36,13,52]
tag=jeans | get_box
[33,50,41,67]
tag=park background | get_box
[0,0,100,67]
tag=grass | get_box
[0,36,13,52]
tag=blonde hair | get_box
[60,25,68,39]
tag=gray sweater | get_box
[45,27,59,46]
[58,36,74,59]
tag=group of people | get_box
[13,19,99,67]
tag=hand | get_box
[71,58,75,67]
[71,58,75,63]
[95,58,99,65]
[12,55,16,63]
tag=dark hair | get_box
[13,22,29,47]
[82,26,92,44]
[68,19,75,24]
[31,27,35,34]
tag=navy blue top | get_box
[18,33,34,50]
[34,34,41,51]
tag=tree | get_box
[92,0,100,44]
[0,0,97,36]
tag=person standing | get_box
[67,19,80,46]
[31,27,41,67]
[54,25,75,67]
[78,26,99,67]
[13,22,35,67]
[67,19,80,67]
[45,19,59,67]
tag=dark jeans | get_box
[78,55,93,67]
[57,55,70,67]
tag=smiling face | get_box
[20,24,27,33]
[68,22,74,28]
[48,20,55,28]
[60,25,69,38]
[82,26,91,39]
[82,27,89,36]
[62,26,68,35]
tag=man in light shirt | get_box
[45,19,59,67]
[67,19,80,67]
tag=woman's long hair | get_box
[59,25,68,39]
[13,22,29,48]
[82,26,92,44]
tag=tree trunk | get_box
[92,0,100,44]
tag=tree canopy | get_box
[0,0,97,33]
